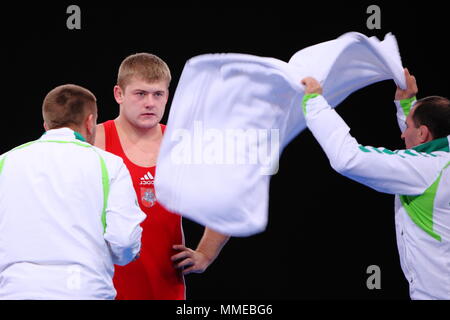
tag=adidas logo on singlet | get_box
[140,171,154,185]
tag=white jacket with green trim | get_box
[303,94,450,300]
[0,128,146,300]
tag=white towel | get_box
[155,32,406,237]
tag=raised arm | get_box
[394,68,419,132]
[301,77,443,196]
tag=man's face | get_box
[401,107,423,149]
[116,77,169,129]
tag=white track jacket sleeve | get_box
[303,94,448,196]
[103,160,146,266]
[394,97,417,133]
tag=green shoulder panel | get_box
[400,161,450,242]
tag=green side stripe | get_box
[371,147,383,154]
[302,93,320,115]
[359,146,371,153]
[400,97,416,117]
[12,141,39,151]
[359,146,406,158]
[404,150,418,157]
[0,156,5,175]
[2,139,109,233]
[41,140,91,147]
[357,145,434,159]
[12,140,91,151]
[98,155,110,234]
[382,148,396,155]
[400,164,448,242]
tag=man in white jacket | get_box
[0,84,146,300]
[301,71,450,299]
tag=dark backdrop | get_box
[1,2,448,300]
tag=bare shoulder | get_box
[94,123,106,150]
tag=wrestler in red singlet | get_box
[103,120,185,300]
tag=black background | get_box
[1,2,448,300]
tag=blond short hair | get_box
[117,53,172,91]
[42,84,97,129]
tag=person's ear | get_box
[114,85,124,104]
[418,125,433,143]
[43,122,49,131]
[86,113,96,136]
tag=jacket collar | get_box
[412,136,450,153]
[40,128,87,142]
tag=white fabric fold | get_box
[155,32,406,236]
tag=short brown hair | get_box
[42,84,97,129]
[117,53,171,91]
[413,96,450,139]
